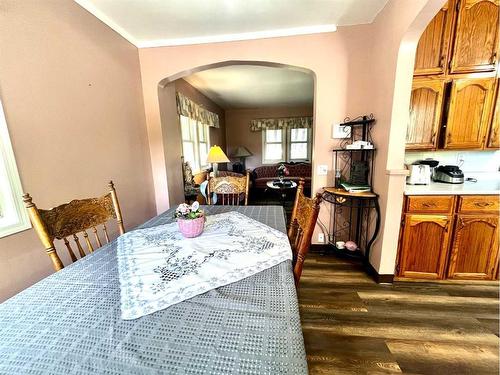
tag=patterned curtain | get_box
[176,92,219,128]
[249,117,313,132]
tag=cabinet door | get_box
[407,79,445,150]
[444,77,495,149]
[398,214,452,279]
[487,80,499,148]
[414,2,454,75]
[449,0,499,73]
[447,215,499,279]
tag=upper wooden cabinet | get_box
[407,79,445,150]
[487,80,500,148]
[447,214,499,279]
[443,77,496,149]
[414,3,454,76]
[449,0,500,74]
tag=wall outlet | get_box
[317,164,328,176]
[456,152,465,166]
[318,233,325,243]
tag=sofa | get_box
[252,162,312,190]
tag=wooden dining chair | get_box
[207,170,250,205]
[23,181,125,272]
[288,179,322,286]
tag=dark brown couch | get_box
[252,163,312,190]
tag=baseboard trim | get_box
[366,262,394,284]
[310,244,327,253]
[308,244,394,283]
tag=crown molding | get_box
[75,0,140,46]
[137,25,337,48]
[74,1,337,49]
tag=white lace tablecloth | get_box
[118,211,292,319]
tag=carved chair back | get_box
[288,179,322,286]
[23,181,125,271]
[207,171,250,206]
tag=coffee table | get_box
[266,180,298,206]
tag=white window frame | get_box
[262,128,311,165]
[0,99,30,238]
[180,115,210,173]
[262,129,286,164]
[287,127,312,162]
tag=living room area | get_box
[176,63,314,210]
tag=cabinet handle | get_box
[474,202,492,208]
[440,55,446,68]
[431,131,436,144]
[446,131,452,144]
[491,52,497,64]
[422,202,436,207]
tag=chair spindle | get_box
[73,234,86,258]
[92,227,102,247]
[103,223,110,243]
[83,231,94,253]
[63,238,78,262]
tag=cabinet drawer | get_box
[458,196,499,213]
[407,195,455,213]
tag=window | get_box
[180,115,210,172]
[262,128,311,164]
[0,100,30,237]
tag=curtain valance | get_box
[176,92,219,128]
[250,117,313,132]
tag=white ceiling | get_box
[75,0,389,47]
[184,65,314,109]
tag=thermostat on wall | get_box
[332,123,351,139]
[317,165,328,176]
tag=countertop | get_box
[404,173,500,196]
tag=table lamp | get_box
[231,146,252,170]
[206,145,230,177]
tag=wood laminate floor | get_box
[298,252,500,375]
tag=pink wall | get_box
[0,1,156,301]
[225,106,313,169]
[138,28,375,213]
[138,0,442,275]
[363,0,445,274]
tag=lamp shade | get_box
[206,145,230,163]
[231,146,252,158]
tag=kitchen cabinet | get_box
[398,194,500,281]
[449,0,499,74]
[407,79,446,150]
[407,195,455,213]
[487,80,500,148]
[414,2,454,76]
[408,0,499,150]
[443,77,496,149]
[398,214,452,279]
[447,214,499,279]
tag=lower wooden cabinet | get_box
[447,215,499,280]
[397,195,500,281]
[398,214,452,279]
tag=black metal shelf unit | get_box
[322,114,380,263]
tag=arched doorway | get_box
[157,60,317,207]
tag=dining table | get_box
[0,205,308,374]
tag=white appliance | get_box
[406,164,431,185]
